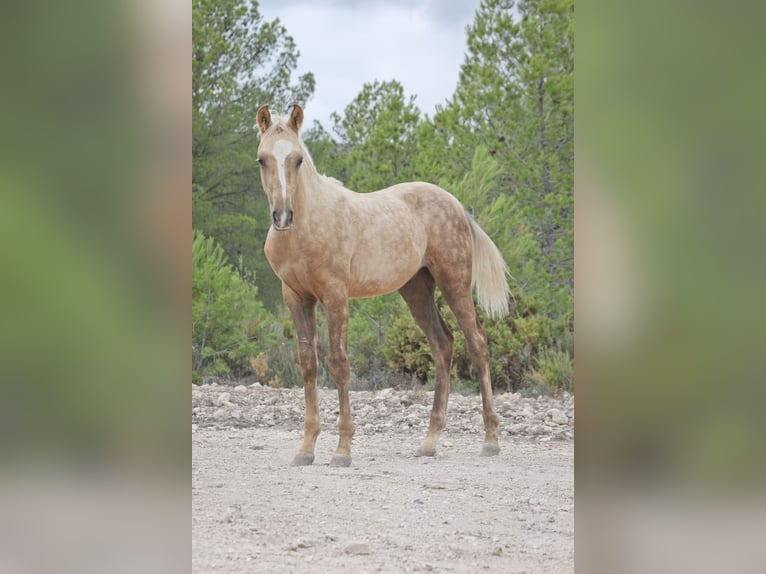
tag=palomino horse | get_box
[256,103,510,467]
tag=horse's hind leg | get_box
[399,268,454,457]
[283,284,320,466]
[438,277,500,456]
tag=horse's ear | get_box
[256,104,272,134]
[288,103,304,134]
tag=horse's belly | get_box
[348,249,423,298]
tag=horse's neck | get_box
[297,168,346,223]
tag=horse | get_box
[256,103,510,467]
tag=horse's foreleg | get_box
[284,285,320,466]
[324,293,355,467]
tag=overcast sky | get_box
[257,0,482,133]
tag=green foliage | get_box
[347,295,405,384]
[192,231,274,382]
[424,0,574,319]
[330,80,421,191]
[381,310,434,382]
[192,0,314,310]
[537,346,574,393]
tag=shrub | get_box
[378,291,572,395]
[192,230,275,381]
[347,295,402,382]
[381,311,434,381]
[536,347,574,393]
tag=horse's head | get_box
[256,103,305,231]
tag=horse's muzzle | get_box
[272,209,294,231]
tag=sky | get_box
[257,0,482,133]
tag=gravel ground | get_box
[192,383,574,573]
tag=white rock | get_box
[343,543,371,555]
[521,406,534,418]
[547,408,568,425]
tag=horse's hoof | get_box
[329,454,351,467]
[480,443,500,457]
[415,443,437,457]
[291,452,315,466]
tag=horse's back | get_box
[386,181,472,245]
[381,181,464,214]
[354,181,470,250]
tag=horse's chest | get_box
[265,239,299,279]
[265,234,340,293]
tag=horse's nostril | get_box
[287,210,294,225]
[272,211,279,225]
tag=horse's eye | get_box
[296,157,303,167]
[257,157,265,166]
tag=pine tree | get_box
[192,0,315,308]
[330,80,421,192]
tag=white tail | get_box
[467,215,510,319]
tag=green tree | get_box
[192,0,315,309]
[401,0,574,392]
[452,0,574,315]
[330,80,421,192]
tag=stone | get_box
[343,543,371,555]
[216,392,232,406]
[547,408,568,425]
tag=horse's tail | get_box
[467,215,510,319]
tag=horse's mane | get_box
[262,115,345,189]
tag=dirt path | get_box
[192,384,574,573]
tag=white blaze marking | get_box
[272,139,294,203]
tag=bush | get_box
[536,347,574,393]
[377,285,574,396]
[347,296,402,383]
[381,310,434,382]
[192,230,275,381]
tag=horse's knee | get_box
[297,344,317,380]
[299,357,317,381]
[328,347,349,383]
